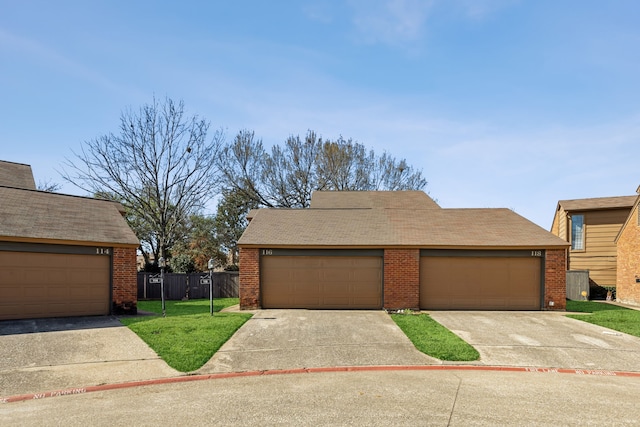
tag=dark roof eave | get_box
[0,236,140,248]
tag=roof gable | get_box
[615,194,640,243]
[310,190,440,209]
[558,195,637,212]
[0,160,36,190]
[0,186,139,246]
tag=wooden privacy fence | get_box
[138,272,239,300]
[566,270,589,300]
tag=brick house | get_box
[0,160,139,320]
[550,195,637,296]
[238,191,569,311]
[615,188,640,307]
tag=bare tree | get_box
[62,97,223,267]
[214,187,259,265]
[36,180,62,193]
[217,129,427,208]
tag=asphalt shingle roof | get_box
[0,186,139,246]
[0,160,36,190]
[239,207,569,248]
[559,195,637,211]
[310,190,440,209]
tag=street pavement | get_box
[2,368,640,426]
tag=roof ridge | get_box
[0,159,31,167]
[560,195,637,202]
[0,185,117,203]
[0,185,126,214]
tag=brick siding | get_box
[240,248,260,309]
[383,249,420,310]
[544,249,566,310]
[617,204,640,306]
[112,246,137,314]
[237,247,567,311]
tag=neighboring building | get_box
[239,191,569,311]
[0,160,36,190]
[137,253,155,271]
[0,160,140,320]
[615,188,640,307]
[550,195,636,295]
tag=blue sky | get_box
[1,0,639,228]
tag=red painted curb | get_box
[2,365,639,404]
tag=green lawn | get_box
[390,313,480,361]
[119,298,252,372]
[566,300,640,338]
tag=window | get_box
[571,214,584,250]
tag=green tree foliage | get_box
[171,214,227,272]
[217,129,427,208]
[62,97,223,267]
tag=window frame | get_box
[570,214,585,251]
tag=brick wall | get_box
[544,249,566,310]
[383,249,420,310]
[617,203,640,306]
[112,246,137,314]
[239,247,260,309]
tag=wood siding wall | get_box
[558,208,567,241]
[569,209,629,287]
[551,207,568,243]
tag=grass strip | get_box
[120,298,252,372]
[566,300,640,338]
[390,313,479,361]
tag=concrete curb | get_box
[4,364,640,404]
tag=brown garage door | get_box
[0,251,110,320]
[261,255,382,309]
[420,256,541,310]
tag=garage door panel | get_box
[0,251,110,320]
[420,256,541,310]
[353,269,382,282]
[262,255,382,309]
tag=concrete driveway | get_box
[429,311,640,372]
[0,316,178,396]
[4,308,640,402]
[197,309,436,374]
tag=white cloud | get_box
[344,0,517,50]
[347,0,435,47]
[302,1,335,24]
